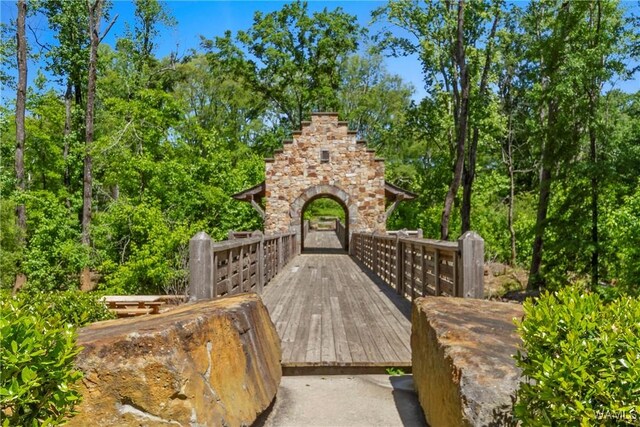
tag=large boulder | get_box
[69,293,281,427]
[411,297,523,427]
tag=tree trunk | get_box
[461,12,499,234]
[63,81,72,208]
[589,112,598,288]
[83,0,103,247]
[440,0,468,241]
[63,81,72,187]
[528,101,556,289]
[507,129,517,267]
[14,0,27,291]
[15,0,27,233]
[589,0,602,289]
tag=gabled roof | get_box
[232,181,416,201]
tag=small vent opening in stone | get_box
[320,149,330,163]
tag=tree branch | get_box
[99,14,118,44]
[27,24,51,52]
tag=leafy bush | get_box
[92,200,196,295]
[15,289,116,327]
[20,191,89,291]
[604,186,640,292]
[0,291,114,425]
[1,302,80,425]
[514,286,640,426]
[0,198,22,289]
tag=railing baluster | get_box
[434,250,441,296]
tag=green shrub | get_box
[1,299,82,426]
[0,291,114,425]
[514,286,640,426]
[16,289,116,327]
[20,191,89,291]
[92,200,194,295]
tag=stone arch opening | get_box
[301,195,349,253]
[289,184,357,253]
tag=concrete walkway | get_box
[256,375,427,427]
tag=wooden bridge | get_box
[188,113,484,373]
[189,225,483,374]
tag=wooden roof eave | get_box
[231,180,416,202]
[231,181,266,201]
[384,181,417,201]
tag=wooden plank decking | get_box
[262,231,412,374]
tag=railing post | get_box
[457,231,484,298]
[277,235,283,271]
[349,233,355,256]
[189,231,213,301]
[434,250,441,296]
[371,232,378,273]
[395,234,403,295]
[252,230,264,293]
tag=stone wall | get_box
[264,113,386,239]
[412,297,523,426]
[69,294,281,427]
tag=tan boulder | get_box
[411,297,523,427]
[69,293,281,427]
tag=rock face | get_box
[411,297,523,427]
[69,293,281,427]
[264,113,386,236]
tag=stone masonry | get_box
[264,113,386,240]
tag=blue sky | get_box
[1,0,427,99]
[1,0,638,99]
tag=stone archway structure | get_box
[293,185,354,251]
[232,113,416,250]
[290,184,356,230]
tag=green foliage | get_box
[0,199,22,289]
[211,0,363,129]
[0,290,112,424]
[14,289,116,327]
[20,191,88,291]
[385,367,406,376]
[92,199,195,295]
[514,287,640,425]
[604,186,640,292]
[303,198,346,222]
[0,291,108,426]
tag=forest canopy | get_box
[1,0,638,295]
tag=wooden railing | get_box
[350,231,484,300]
[335,219,347,249]
[189,231,297,300]
[387,229,423,239]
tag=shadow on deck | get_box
[302,229,346,255]
[262,232,412,375]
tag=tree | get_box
[14,0,27,289]
[41,0,90,201]
[374,0,502,240]
[461,6,500,234]
[523,0,630,289]
[208,1,362,130]
[581,0,628,287]
[81,0,116,288]
[336,52,413,147]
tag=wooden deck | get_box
[303,229,345,254]
[262,232,412,374]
